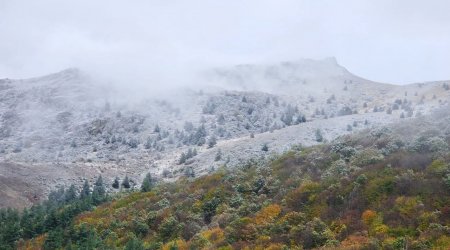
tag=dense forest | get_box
[2,117,450,249]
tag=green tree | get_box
[122,176,131,189]
[112,177,120,189]
[65,185,77,202]
[92,175,106,205]
[315,129,324,142]
[124,236,145,250]
[43,227,64,250]
[80,179,91,200]
[141,173,154,192]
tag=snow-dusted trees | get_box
[178,148,198,164]
[141,173,154,192]
[315,129,324,142]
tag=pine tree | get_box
[315,129,324,142]
[43,227,64,250]
[80,179,91,199]
[112,177,120,189]
[207,136,217,148]
[215,149,222,161]
[122,176,131,189]
[141,173,154,192]
[178,153,187,164]
[154,124,160,133]
[124,236,145,250]
[92,176,106,204]
[65,185,77,202]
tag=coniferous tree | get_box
[215,149,222,161]
[207,136,217,148]
[141,173,154,192]
[112,177,120,189]
[124,236,145,250]
[80,179,91,200]
[65,185,77,202]
[315,129,324,142]
[43,227,64,250]
[92,176,106,204]
[122,176,131,189]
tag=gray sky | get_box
[0,0,449,84]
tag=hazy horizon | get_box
[1,0,449,85]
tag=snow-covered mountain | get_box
[1,58,449,208]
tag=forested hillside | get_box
[2,111,450,250]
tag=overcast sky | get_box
[0,0,449,84]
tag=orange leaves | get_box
[361,210,377,226]
[254,204,282,225]
[341,234,370,248]
[17,235,46,250]
[361,209,389,237]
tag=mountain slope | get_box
[12,109,450,250]
[0,58,449,208]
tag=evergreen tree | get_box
[141,173,154,192]
[92,176,106,205]
[93,176,105,196]
[124,236,145,250]
[185,167,195,178]
[80,179,91,200]
[315,129,324,142]
[178,153,187,164]
[112,177,120,189]
[122,176,131,189]
[65,185,77,202]
[154,124,160,133]
[43,227,64,250]
[215,149,222,161]
[207,136,217,148]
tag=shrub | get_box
[351,148,384,167]
[159,216,181,242]
[254,204,281,225]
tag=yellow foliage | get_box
[216,246,234,250]
[286,181,321,209]
[395,196,422,219]
[361,210,388,237]
[162,239,188,250]
[279,211,305,226]
[382,237,396,248]
[374,224,389,235]
[201,227,225,244]
[254,204,282,225]
[434,235,450,249]
[265,244,287,250]
[418,211,439,231]
[252,243,286,250]
[427,160,447,175]
[255,235,271,245]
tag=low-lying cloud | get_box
[0,0,449,86]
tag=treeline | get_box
[0,176,107,250]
